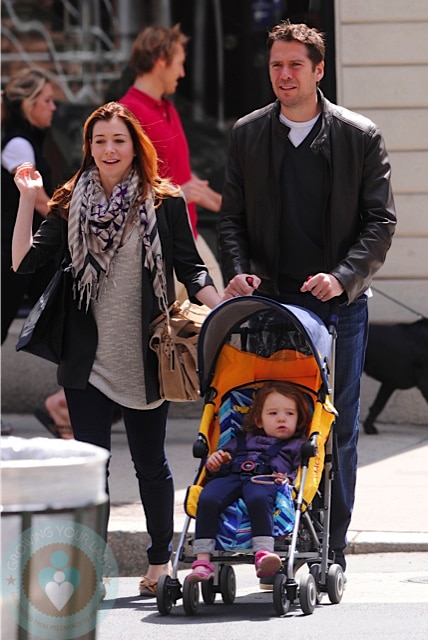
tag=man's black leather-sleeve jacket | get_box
[219,91,396,304]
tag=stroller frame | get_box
[156,297,344,616]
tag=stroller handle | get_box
[327,300,340,337]
[326,301,339,404]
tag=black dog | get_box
[363,318,428,434]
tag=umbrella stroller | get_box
[157,296,344,616]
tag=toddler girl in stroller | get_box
[188,381,312,583]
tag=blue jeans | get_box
[327,297,368,567]
[275,293,369,569]
[65,385,173,566]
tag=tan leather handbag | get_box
[149,300,210,402]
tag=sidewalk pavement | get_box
[2,412,428,577]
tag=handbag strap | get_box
[144,202,170,325]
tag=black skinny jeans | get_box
[65,384,173,566]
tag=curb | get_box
[346,531,428,555]
[107,529,428,577]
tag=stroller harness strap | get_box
[229,430,287,476]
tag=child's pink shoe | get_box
[255,551,282,578]
[187,560,215,583]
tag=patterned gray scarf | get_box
[68,166,167,310]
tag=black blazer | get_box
[17,194,213,401]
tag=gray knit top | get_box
[89,224,164,410]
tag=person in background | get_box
[35,388,122,440]
[34,388,74,439]
[1,68,57,344]
[119,23,224,300]
[1,68,61,437]
[12,102,224,596]
[219,21,396,577]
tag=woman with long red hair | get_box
[12,101,223,596]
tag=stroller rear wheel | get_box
[219,565,236,604]
[273,573,291,616]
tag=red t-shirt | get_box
[120,86,198,237]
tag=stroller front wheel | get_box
[219,565,236,604]
[309,563,323,604]
[201,577,217,604]
[299,573,317,615]
[156,574,175,616]
[183,577,200,615]
[273,573,291,616]
[327,564,344,604]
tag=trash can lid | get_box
[1,436,109,511]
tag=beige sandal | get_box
[139,575,158,597]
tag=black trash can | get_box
[1,436,117,640]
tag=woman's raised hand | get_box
[12,163,45,271]
[14,163,44,196]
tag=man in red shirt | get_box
[119,24,224,297]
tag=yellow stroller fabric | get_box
[185,343,336,531]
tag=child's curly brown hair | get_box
[243,381,312,437]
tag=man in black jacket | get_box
[219,22,396,574]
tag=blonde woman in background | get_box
[2,68,57,344]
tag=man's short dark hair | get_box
[267,22,325,68]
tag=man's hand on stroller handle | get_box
[300,273,344,302]
[206,450,232,472]
[223,274,261,299]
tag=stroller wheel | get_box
[327,564,344,604]
[183,577,200,615]
[299,573,317,615]
[309,563,323,604]
[156,574,175,616]
[219,565,236,604]
[273,573,290,616]
[201,577,216,605]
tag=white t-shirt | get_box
[1,137,36,172]
[279,112,321,148]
